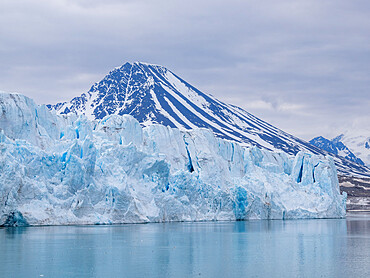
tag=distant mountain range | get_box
[48,62,370,178]
[309,136,365,166]
[310,132,370,169]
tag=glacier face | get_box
[0,93,346,226]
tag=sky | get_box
[1,0,369,140]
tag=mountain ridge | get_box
[310,131,370,169]
[309,136,365,166]
[47,62,370,178]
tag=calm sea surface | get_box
[1,213,369,278]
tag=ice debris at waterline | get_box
[0,93,346,226]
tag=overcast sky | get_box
[1,0,369,140]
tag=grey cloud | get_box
[0,0,369,140]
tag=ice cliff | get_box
[0,93,346,226]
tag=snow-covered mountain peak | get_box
[48,62,370,178]
[334,130,370,168]
[309,136,365,166]
[48,62,299,151]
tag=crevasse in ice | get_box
[0,93,346,226]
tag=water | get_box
[1,213,369,278]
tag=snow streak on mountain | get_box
[48,62,370,177]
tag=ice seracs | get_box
[0,92,346,226]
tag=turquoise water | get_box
[1,213,369,278]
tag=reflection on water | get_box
[1,213,369,278]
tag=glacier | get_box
[0,92,346,226]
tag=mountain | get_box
[48,62,370,178]
[335,131,370,168]
[309,136,365,166]
[310,131,370,169]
